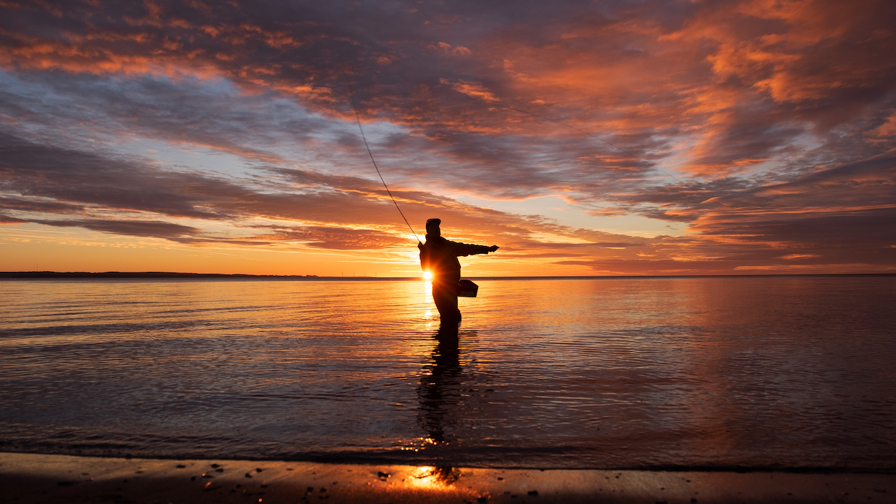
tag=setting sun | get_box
[423,271,433,281]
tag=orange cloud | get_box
[442,78,499,103]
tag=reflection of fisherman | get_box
[416,323,463,484]
[418,218,498,323]
[418,323,461,446]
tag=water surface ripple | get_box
[1,276,894,471]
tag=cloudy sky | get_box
[1,0,895,276]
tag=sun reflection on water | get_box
[410,465,461,489]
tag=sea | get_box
[1,276,894,472]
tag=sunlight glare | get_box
[408,466,460,489]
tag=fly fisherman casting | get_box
[352,97,500,324]
[418,218,499,324]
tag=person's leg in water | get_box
[432,281,461,323]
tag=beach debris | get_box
[215,468,224,472]
[477,496,489,503]
[497,477,503,481]
[256,467,264,473]
[201,473,214,479]
[377,471,391,480]
[175,464,186,468]
[204,482,212,490]
[245,473,253,478]
[528,490,538,496]
[211,463,220,468]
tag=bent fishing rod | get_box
[351,96,422,245]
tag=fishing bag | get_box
[458,279,479,297]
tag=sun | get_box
[423,271,433,281]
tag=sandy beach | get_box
[1,452,893,504]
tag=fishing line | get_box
[351,96,421,244]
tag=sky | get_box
[1,0,895,277]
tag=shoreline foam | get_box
[2,452,893,503]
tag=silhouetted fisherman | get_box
[418,218,498,323]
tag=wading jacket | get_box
[419,235,491,284]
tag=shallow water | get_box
[1,276,894,470]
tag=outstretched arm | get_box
[451,241,499,256]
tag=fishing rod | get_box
[351,96,421,244]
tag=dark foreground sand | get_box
[1,452,893,504]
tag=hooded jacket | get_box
[419,235,491,284]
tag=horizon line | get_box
[2,271,894,280]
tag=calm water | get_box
[1,276,894,471]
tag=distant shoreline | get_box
[0,271,321,279]
[1,271,894,280]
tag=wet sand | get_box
[1,452,893,503]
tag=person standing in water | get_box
[418,218,499,323]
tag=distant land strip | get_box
[0,271,320,279]
[2,271,894,280]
